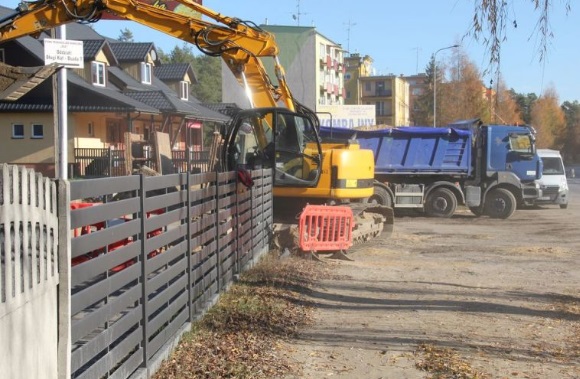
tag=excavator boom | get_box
[0,0,293,109]
[0,0,394,250]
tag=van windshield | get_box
[542,157,565,175]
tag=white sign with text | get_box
[44,38,84,68]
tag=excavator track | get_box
[349,203,394,244]
[272,201,394,256]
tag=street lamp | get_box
[433,44,459,127]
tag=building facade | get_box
[402,73,428,125]
[221,25,344,112]
[344,53,411,127]
[0,5,227,177]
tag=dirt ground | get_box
[280,180,580,379]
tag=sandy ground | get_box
[281,180,580,379]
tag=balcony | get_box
[374,89,392,97]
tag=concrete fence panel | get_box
[0,164,59,379]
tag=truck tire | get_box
[364,186,392,207]
[560,203,568,209]
[469,206,484,217]
[484,188,516,219]
[425,188,457,218]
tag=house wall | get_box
[1,113,59,163]
[73,113,112,149]
[78,50,111,83]
[0,113,74,177]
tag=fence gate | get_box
[0,165,59,379]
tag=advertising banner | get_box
[317,105,376,129]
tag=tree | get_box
[471,1,571,68]
[412,56,436,125]
[560,101,580,161]
[530,86,566,148]
[190,55,221,103]
[441,49,489,125]
[510,90,537,124]
[118,28,134,42]
[161,44,222,103]
[492,79,523,125]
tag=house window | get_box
[31,124,44,139]
[179,80,189,101]
[12,124,24,139]
[140,62,152,84]
[0,49,5,63]
[91,61,106,86]
[376,101,385,116]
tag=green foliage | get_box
[160,44,222,103]
[510,90,538,124]
[118,28,134,42]
[412,57,435,125]
[190,55,222,103]
[561,101,580,161]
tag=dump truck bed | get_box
[320,126,473,176]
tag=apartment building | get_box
[344,53,410,127]
[402,73,428,125]
[221,25,344,111]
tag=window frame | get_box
[179,80,189,101]
[12,124,24,139]
[91,61,106,87]
[31,123,44,139]
[140,62,152,84]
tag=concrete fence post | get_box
[56,179,71,379]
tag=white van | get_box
[536,149,569,209]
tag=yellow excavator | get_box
[0,0,393,241]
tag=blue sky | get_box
[3,1,577,102]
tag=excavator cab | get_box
[223,107,322,187]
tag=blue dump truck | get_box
[319,119,542,219]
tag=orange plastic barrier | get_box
[298,205,354,252]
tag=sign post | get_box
[44,37,83,180]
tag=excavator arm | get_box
[0,0,294,112]
[0,0,323,187]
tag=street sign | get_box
[44,38,84,69]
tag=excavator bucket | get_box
[0,62,60,101]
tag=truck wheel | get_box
[469,206,484,217]
[425,188,457,218]
[560,203,568,209]
[484,188,516,219]
[364,186,392,207]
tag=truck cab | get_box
[484,124,542,206]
